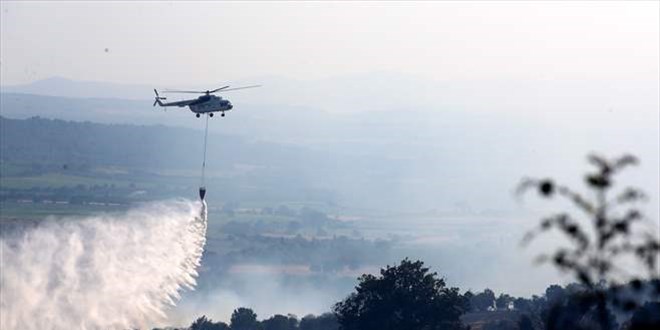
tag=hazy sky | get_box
[1,1,658,86]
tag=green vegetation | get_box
[0,116,341,212]
[0,200,128,219]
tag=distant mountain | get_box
[2,74,658,117]
[0,115,342,207]
[0,92,343,143]
[0,115,440,211]
[0,77,154,100]
[0,92,155,123]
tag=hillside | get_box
[0,116,337,208]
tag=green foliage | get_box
[231,308,261,330]
[262,314,298,330]
[186,313,338,330]
[333,258,468,330]
[518,154,660,329]
[298,313,338,330]
[519,154,659,286]
[0,116,200,169]
[470,289,496,312]
[517,314,535,330]
[190,315,230,330]
[628,302,660,329]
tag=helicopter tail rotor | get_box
[153,89,167,107]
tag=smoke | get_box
[172,272,345,325]
[0,199,207,330]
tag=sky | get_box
[1,1,658,86]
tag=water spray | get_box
[0,200,208,330]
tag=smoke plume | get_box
[0,199,207,329]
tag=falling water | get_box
[0,199,207,330]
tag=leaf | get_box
[616,188,647,204]
[539,180,554,196]
[585,174,610,189]
[613,155,638,170]
[557,187,594,214]
[588,154,610,172]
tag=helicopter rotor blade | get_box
[216,85,261,92]
[162,85,260,94]
[162,90,206,94]
[209,85,231,93]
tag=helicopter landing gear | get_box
[196,113,200,118]
[209,112,214,117]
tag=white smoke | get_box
[0,199,207,330]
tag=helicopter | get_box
[153,85,260,118]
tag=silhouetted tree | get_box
[513,297,533,313]
[463,291,476,312]
[517,314,535,330]
[333,258,468,330]
[190,315,230,330]
[544,285,566,305]
[628,302,660,330]
[299,313,339,330]
[519,154,660,329]
[544,290,618,330]
[230,308,261,330]
[262,314,297,330]
[496,293,514,310]
[471,289,496,312]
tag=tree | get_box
[299,313,339,330]
[544,291,618,330]
[513,297,532,312]
[230,308,261,330]
[518,154,660,329]
[628,302,660,330]
[519,154,659,288]
[471,289,496,312]
[517,314,535,330]
[190,316,230,330]
[262,314,297,330]
[544,285,565,305]
[333,258,468,330]
[496,293,514,310]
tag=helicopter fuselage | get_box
[188,95,233,114]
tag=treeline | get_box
[176,259,660,330]
[0,115,306,171]
[0,116,341,206]
[0,115,199,169]
[179,311,338,330]
[0,184,155,205]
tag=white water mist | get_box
[0,199,207,330]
